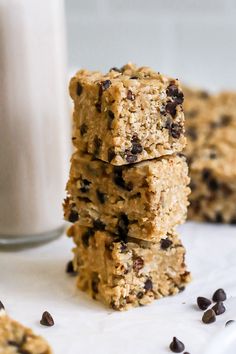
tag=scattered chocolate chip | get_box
[169,337,185,353]
[160,238,173,250]
[131,135,143,154]
[93,219,105,231]
[202,309,216,324]
[107,110,115,129]
[80,123,88,136]
[212,301,226,316]
[66,260,77,276]
[197,297,211,311]
[130,76,138,79]
[0,301,4,310]
[40,311,54,327]
[170,123,183,139]
[144,278,153,291]
[113,167,133,191]
[95,102,102,113]
[82,229,95,247]
[117,213,129,243]
[225,320,235,327]
[76,82,83,96]
[109,67,121,73]
[127,90,135,100]
[137,292,144,299]
[212,289,227,302]
[91,273,99,294]
[178,286,185,292]
[108,147,116,162]
[166,101,177,118]
[100,79,111,91]
[94,135,102,156]
[68,209,79,223]
[80,179,91,193]
[166,84,184,104]
[125,150,138,163]
[96,189,106,204]
[133,257,144,272]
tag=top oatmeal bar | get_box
[69,63,186,165]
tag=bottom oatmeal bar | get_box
[68,224,191,311]
[0,311,52,354]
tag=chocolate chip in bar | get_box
[170,123,183,139]
[127,90,135,100]
[76,81,83,96]
[131,135,143,154]
[212,288,227,302]
[108,147,116,163]
[100,79,111,91]
[133,257,144,272]
[197,297,211,311]
[144,278,153,291]
[0,301,4,310]
[169,337,185,353]
[166,84,184,104]
[160,238,173,250]
[93,219,105,231]
[109,67,121,73]
[66,260,77,276]
[40,311,54,327]
[202,309,216,324]
[80,123,88,136]
[96,189,106,204]
[107,110,115,129]
[166,101,177,118]
[212,302,226,316]
[68,210,79,223]
[125,150,138,163]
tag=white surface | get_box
[1,222,236,354]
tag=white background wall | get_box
[65,0,236,91]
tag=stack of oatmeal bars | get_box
[64,63,191,310]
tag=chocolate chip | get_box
[80,179,91,193]
[117,213,129,243]
[125,150,138,163]
[76,82,83,96]
[40,311,54,327]
[225,320,235,327]
[100,79,111,92]
[120,241,127,252]
[130,76,138,79]
[186,127,197,141]
[66,260,77,276]
[0,301,4,310]
[127,90,135,100]
[131,135,143,154]
[160,238,173,250]
[170,123,183,139]
[169,337,185,353]
[96,190,106,204]
[166,84,184,104]
[199,90,209,99]
[108,147,116,162]
[197,297,211,311]
[94,135,102,156]
[202,309,216,324]
[144,278,153,291]
[133,257,144,272]
[137,291,144,299]
[109,67,121,73]
[212,288,227,302]
[212,301,226,315]
[93,219,105,231]
[95,102,102,113]
[8,341,20,348]
[113,167,133,191]
[166,101,177,118]
[202,168,211,181]
[91,273,99,294]
[68,209,79,223]
[80,123,88,136]
[208,177,219,192]
[107,110,115,129]
[214,212,223,223]
[184,352,190,354]
[82,229,94,247]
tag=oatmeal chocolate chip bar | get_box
[64,151,190,242]
[69,63,186,165]
[68,224,191,311]
[0,311,52,354]
[184,88,236,223]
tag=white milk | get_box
[0,0,70,244]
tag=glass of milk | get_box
[0,0,70,245]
